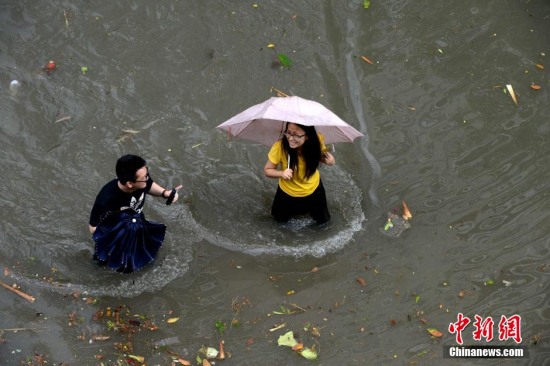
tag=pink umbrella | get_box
[217,96,363,146]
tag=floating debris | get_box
[379,211,411,238]
[361,55,374,64]
[55,116,72,124]
[506,84,518,106]
[43,60,57,75]
[0,280,35,302]
[402,200,412,220]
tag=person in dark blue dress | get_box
[89,155,182,273]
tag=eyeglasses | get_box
[284,131,306,139]
[134,169,149,183]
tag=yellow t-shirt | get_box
[267,134,327,197]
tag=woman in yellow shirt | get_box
[264,122,335,224]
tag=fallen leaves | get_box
[361,55,374,64]
[401,200,412,221]
[506,84,518,106]
[355,276,367,287]
[277,331,318,360]
[427,328,444,338]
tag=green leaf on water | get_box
[363,0,371,9]
[300,347,318,360]
[278,331,298,347]
[277,54,292,68]
[215,320,226,334]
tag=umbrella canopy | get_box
[217,96,363,146]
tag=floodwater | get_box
[1,0,549,365]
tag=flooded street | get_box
[1,0,549,365]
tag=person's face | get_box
[132,166,149,186]
[284,123,307,149]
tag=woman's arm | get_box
[321,152,335,166]
[264,160,293,180]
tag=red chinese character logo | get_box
[472,315,494,342]
[449,313,471,345]
[498,314,522,343]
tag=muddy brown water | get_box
[1,1,549,365]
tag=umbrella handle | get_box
[287,154,290,169]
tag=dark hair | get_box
[116,154,146,184]
[282,123,321,180]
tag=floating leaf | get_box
[167,317,180,324]
[206,347,218,359]
[292,343,304,351]
[278,331,298,347]
[267,43,275,48]
[300,347,318,360]
[361,55,373,64]
[427,328,444,338]
[506,84,518,106]
[277,54,292,68]
[485,279,494,285]
[199,346,219,359]
[215,320,226,334]
[384,219,394,231]
[530,84,541,90]
[355,276,367,287]
[81,66,88,74]
[535,63,544,70]
[402,200,412,220]
[127,355,145,363]
[363,0,371,9]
